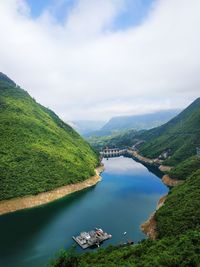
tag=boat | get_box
[72,228,112,249]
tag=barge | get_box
[72,228,112,249]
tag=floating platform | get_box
[72,228,112,249]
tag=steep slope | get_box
[47,99,200,267]
[0,73,98,201]
[49,230,200,267]
[156,169,200,238]
[48,140,200,267]
[139,98,200,165]
[96,99,200,164]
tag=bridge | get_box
[100,148,128,158]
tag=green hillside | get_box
[94,99,200,165]
[156,169,200,239]
[87,130,138,150]
[139,98,200,165]
[48,99,200,267]
[85,110,180,137]
[169,156,200,180]
[48,230,200,267]
[48,158,200,267]
[0,73,99,201]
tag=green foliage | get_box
[47,247,79,267]
[156,169,200,238]
[48,231,200,267]
[139,98,200,165]
[0,78,99,200]
[88,130,141,151]
[169,156,200,179]
[47,99,200,267]
[92,98,200,167]
[48,161,200,267]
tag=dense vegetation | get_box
[156,169,200,238]
[48,230,200,267]
[0,73,99,200]
[89,98,200,169]
[48,160,200,267]
[87,130,139,150]
[169,156,200,180]
[137,98,200,166]
[47,159,200,267]
[48,98,200,267]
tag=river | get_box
[0,156,168,267]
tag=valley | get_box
[0,157,167,267]
[0,74,199,267]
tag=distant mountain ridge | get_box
[70,120,106,135]
[49,97,200,267]
[0,73,98,201]
[91,97,200,169]
[86,109,181,137]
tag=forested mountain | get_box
[49,170,200,266]
[0,73,98,201]
[48,98,200,267]
[86,110,180,137]
[95,98,200,166]
[69,120,106,135]
[102,110,180,132]
[138,97,200,166]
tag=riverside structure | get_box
[100,148,127,157]
[73,228,112,249]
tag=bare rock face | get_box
[141,194,167,240]
[162,174,184,187]
[141,212,158,240]
[159,165,173,172]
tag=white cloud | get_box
[0,0,199,121]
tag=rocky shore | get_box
[128,150,184,187]
[140,195,167,240]
[159,165,172,172]
[0,166,104,216]
[127,150,156,165]
[162,174,184,186]
[130,150,184,239]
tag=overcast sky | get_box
[0,0,200,121]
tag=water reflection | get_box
[104,156,147,175]
[0,156,168,267]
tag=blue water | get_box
[0,156,168,267]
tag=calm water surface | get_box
[0,157,168,267]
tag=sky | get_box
[0,0,200,121]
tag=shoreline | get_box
[127,150,184,186]
[128,150,184,239]
[0,166,104,216]
[162,174,184,186]
[140,194,167,240]
[127,150,157,165]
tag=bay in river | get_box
[0,156,168,267]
